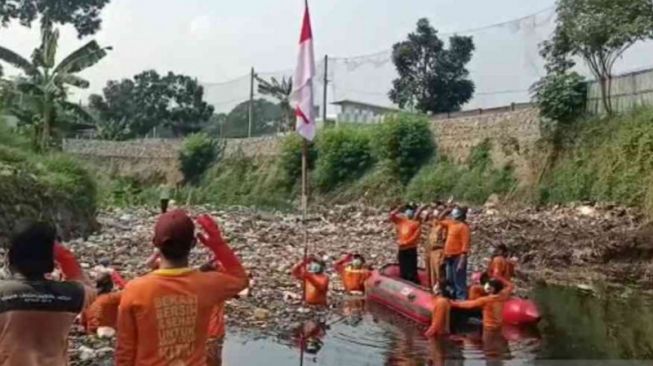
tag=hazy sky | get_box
[2,0,652,112]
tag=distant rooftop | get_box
[331,99,399,112]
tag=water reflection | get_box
[220,284,653,365]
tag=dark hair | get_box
[488,279,504,294]
[352,254,365,264]
[479,272,490,286]
[9,220,56,279]
[495,244,508,256]
[96,273,114,294]
[159,240,195,261]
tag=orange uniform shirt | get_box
[341,267,371,293]
[488,256,515,280]
[305,274,329,305]
[82,292,122,334]
[439,219,471,257]
[392,216,422,250]
[428,296,451,336]
[452,280,514,330]
[115,268,248,366]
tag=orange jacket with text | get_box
[390,214,422,250]
[439,219,471,257]
[82,292,122,334]
[451,278,514,330]
[115,263,247,365]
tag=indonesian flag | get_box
[291,1,316,141]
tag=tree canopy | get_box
[0,0,111,38]
[220,99,282,138]
[89,70,214,139]
[389,18,475,114]
[0,23,110,149]
[542,0,653,114]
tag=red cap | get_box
[153,209,195,248]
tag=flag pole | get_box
[301,138,309,301]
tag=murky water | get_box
[222,284,653,365]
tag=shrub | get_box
[279,134,317,185]
[373,113,435,183]
[38,155,97,211]
[531,72,587,124]
[315,127,373,191]
[405,158,461,202]
[339,160,404,205]
[179,133,223,184]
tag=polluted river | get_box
[60,204,653,365]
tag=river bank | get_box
[65,202,650,363]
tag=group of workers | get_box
[0,201,517,366]
[0,209,247,366]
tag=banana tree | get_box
[256,75,293,132]
[0,22,110,149]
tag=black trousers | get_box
[398,247,419,284]
[160,199,169,213]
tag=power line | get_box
[329,6,556,61]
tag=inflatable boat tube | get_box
[365,264,540,326]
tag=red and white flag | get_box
[291,0,316,141]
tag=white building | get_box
[332,100,399,124]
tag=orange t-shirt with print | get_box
[115,268,247,366]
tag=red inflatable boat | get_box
[365,264,540,326]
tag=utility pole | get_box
[322,54,328,125]
[248,67,255,138]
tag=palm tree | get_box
[256,75,293,133]
[0,22,110,149]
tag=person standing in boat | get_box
[437,206,471,300]
[425,202,447,289]
[389,203,427,284]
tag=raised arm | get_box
[334,254,353,274]
[291,258,311,280]
[196,214,249,295]
[415,205,428,222]
[54,242,96,308]
[389,205,404,223]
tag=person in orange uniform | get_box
[82,272,122,336]
[115,210,248,366]
[450,276,514,331]
[438,206,471,300]
[487,244,515,281]
[292,256,329,306]
[334,253,371,294]
[199,260,227,366]
[424,282,451,338]
[390,204,426,284]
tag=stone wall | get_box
[432,106,542,183]
[63,136,283,184]
[64,107,542,184]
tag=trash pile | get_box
[66,202,648,364]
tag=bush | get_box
[338,160,404,205]
[39,155,98,211]
[315,127,373,191]
[531,72,587,124]
[279,134,317,185]
[179,133,222,184]
[405,140,517,204]
[373,113,434,183]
